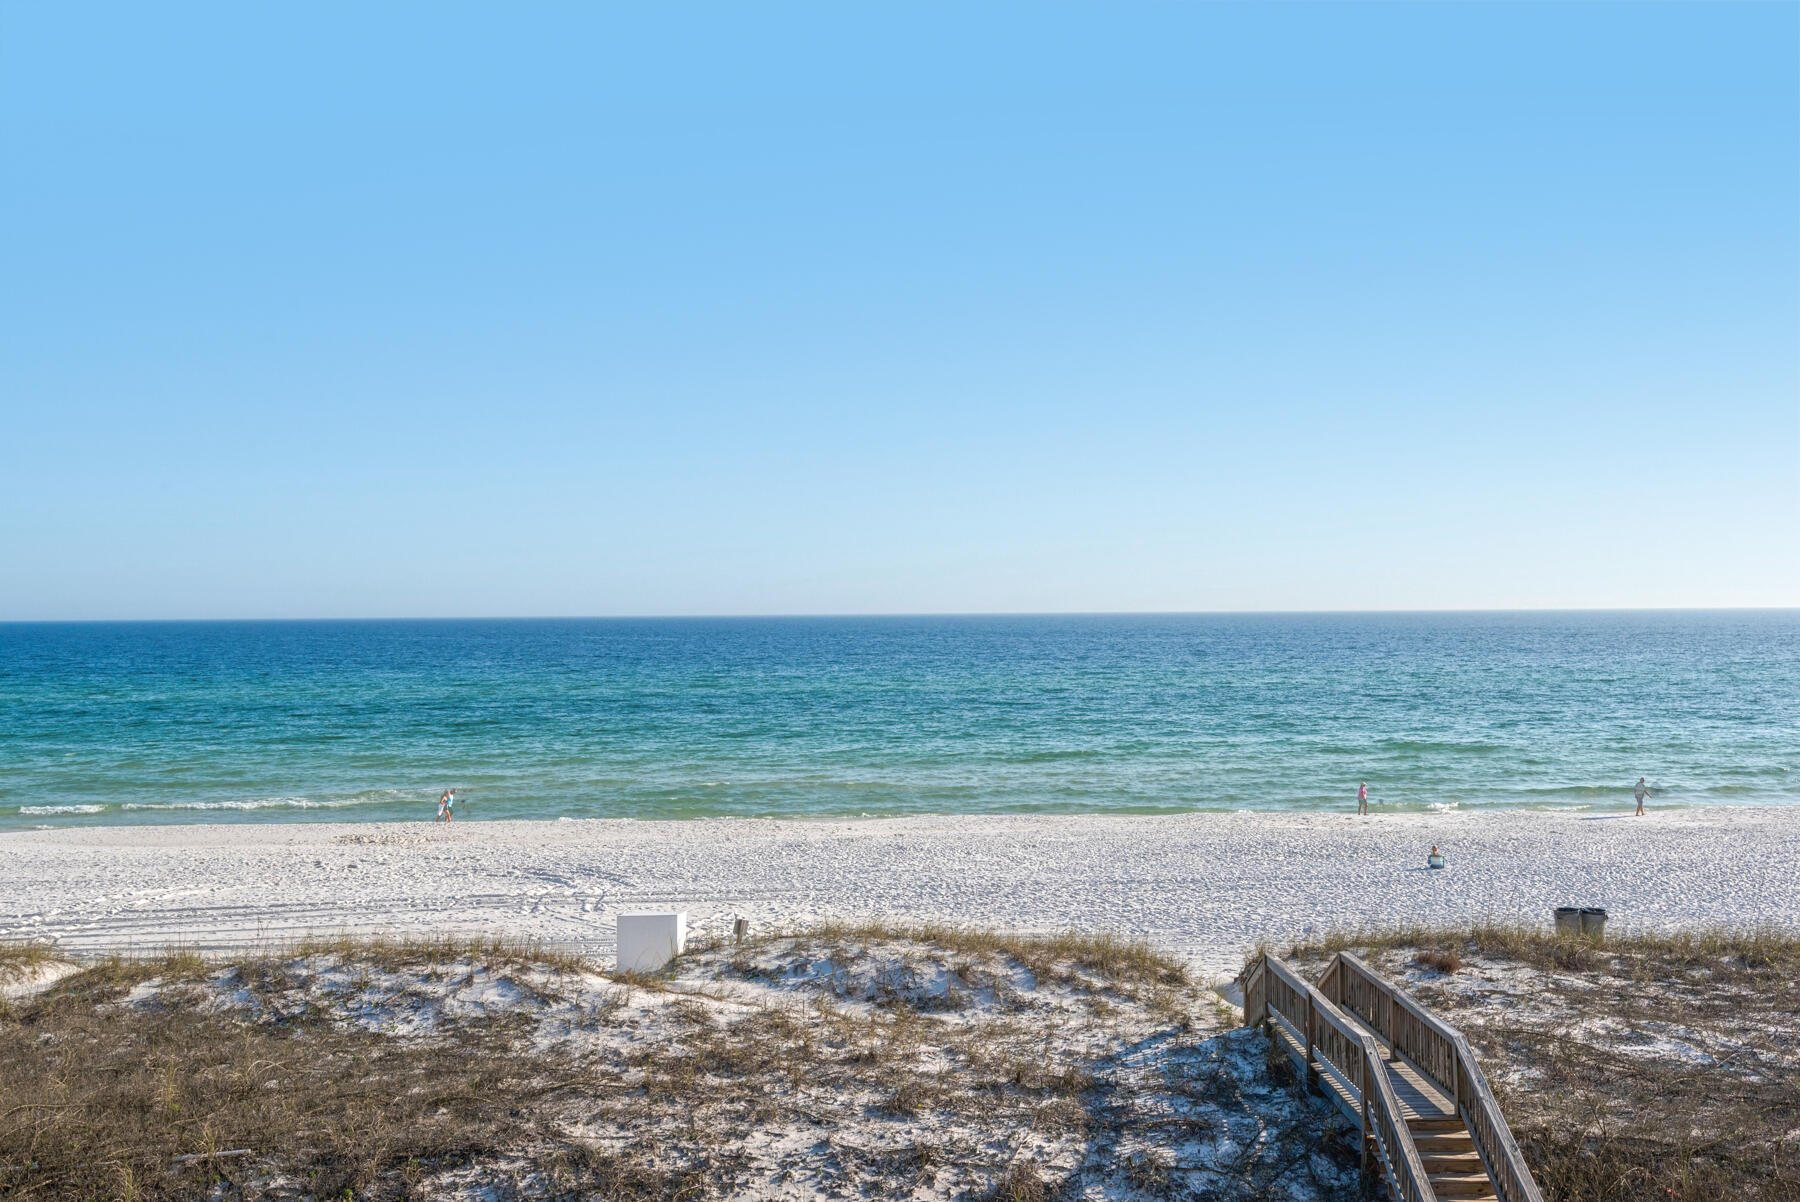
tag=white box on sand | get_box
[617,911,686,973]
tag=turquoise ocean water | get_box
[1,612,1795,830]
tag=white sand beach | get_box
[4,807,1797,976]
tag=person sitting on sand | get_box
[1357,781,1369,816]
[1634,777,1650,816]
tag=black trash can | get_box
[1553,907,1582,937]
[1579,907,1608,942]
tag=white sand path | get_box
[3,807,1796,976]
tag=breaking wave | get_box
[121,796,385,812]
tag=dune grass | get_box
[0,934,789,1199]
[1284,920,1800,978]
[0,925,1294,1201]
[0,939,67,986]
[20,935,600,997]
[278,932,599,976]
[803,918,1190,988]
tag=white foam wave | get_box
[1428,802,1460,812]
[121,796,379,812]
[18,804,109,815]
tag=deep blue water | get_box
[1,613,1795,830]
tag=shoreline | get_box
[2,797,1773,834]
[5,807,1797,975]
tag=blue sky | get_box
[3,2,1795,619]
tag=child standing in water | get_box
[1634,777,1650,816]
[1357,781,1369,816]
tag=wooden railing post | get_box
[1359,1063,1373,1177]
[1303,989,1318,1091]
[1385,982,1396,1059]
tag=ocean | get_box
[1,612,1794,830]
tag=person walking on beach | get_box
[1357,781,1369,816]
[436,789,455,823]
[1634,777,1650,816]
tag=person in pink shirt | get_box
[1357,781,1369,816]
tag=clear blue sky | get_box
[3,2,1796,619]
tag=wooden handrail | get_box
[1363,1033,1434,1202]
[1240,949,1547,1202]
[1328,953,1545,1202]
[1337,952,1462,1078]
[1244,953,1434,1202]
[1450,1032,1543,1202]
[1264,957,1367,1106]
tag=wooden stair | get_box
[1410,1117,1499,1202]
[1239,951,1543,1202]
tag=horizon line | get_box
[4,605,1797,625]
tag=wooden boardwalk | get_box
[1241,952,1543,1202]
[1338,1008,1455,1120]
[1338,1009,1498,1201]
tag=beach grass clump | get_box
[28,947,211,1004]
[806,918,1189,988]
[1412,946,1462,975]
[985,1161,1052,1202]
[279,931,598,977]
[0,939,65,985]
